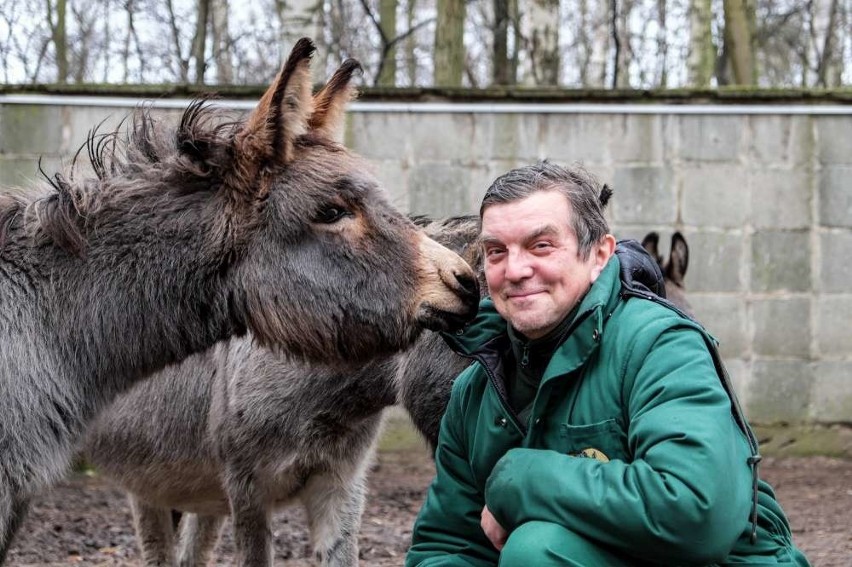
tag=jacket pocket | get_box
[559,419,630,463]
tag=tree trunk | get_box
[521,0,560,85]
[433,0,465,87]
[493,0,510,84]
[656,0,668,87]
[688,0,714,87]
[377,0,397,86]
[814,0,841,87]
[723,0,756,85]
[211,0,232,84]
[275,0,326,82]
[47,0,68,83]
[192,0,210,84]
[406,0,418,84]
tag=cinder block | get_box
[688,294,747,358]
[750,231,811,292]
[816,116,852,165]
[749,115,813,167]
[473,114,541,162]
[347,112,413,161]
[815,295,852,357]
[408,162,472,218]
[610,114,664,164]
[0,157,58,188]
[809,362,852,422]
[818,166,852,228]
[611,166,675,224]
[751,298,811,358]
[0,105,65,155]
[540,114,612,166]
[681,230,743,292]
[681,165,749,228]
[722,358,752,411]
[409,113,474,162]
[820,231,852,293]
[751,169,812,229]
[678,115,744,162]
[370,160,409,211]
[747,360,813,423]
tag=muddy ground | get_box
[6,442,851,567]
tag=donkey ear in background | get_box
[231,37,316,189]
[666,231,689,286]
[641,231,663,266]
[308,58,362,143]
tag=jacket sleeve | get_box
[483,322,752,565]
[406,370,500,567]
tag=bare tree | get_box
[723,0,757,85]
[434,0,466,86]
[46,0,69,83]
[688,0,714,86]
[210,0,232,83]
[521,0,560,85]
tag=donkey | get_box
[641,231,693,318]
[0,39,478,563]
[83,215,484,567]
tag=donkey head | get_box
[221,40,479,362]
[641,231,693,317]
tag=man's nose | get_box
[504,250,533,281]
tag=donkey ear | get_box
[666,232,689,285]
[308,58,362,142]
[232,38,315,186]
[641,232,662,265]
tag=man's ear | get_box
[590,234,617,283]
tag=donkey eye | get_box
[315,206,351,224]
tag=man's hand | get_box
[480,505,508,551]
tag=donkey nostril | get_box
[455,271,479,298]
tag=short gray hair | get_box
[480,161,612,259]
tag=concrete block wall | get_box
[1,97,850,424]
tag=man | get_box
[406,162,809,566]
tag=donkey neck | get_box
[38,238,246,398]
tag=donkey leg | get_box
[0,493,31,564]
[226,471,272,567]
[175,513,224,567]
[129,494,177,566]
[302,471,366,567]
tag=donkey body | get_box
[0,41,477,562]
[85,220,693,566]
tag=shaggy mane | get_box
[1,100,241,256]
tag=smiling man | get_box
[406,161,809,566]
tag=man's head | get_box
[479,161,616,339]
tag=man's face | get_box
[480,189,611,340]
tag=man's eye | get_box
[315,206,351,224]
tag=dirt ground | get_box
[5,449,851,566]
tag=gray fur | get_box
[84,215,482,566]
[0,41,478,563]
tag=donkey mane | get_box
[0,100,345,258]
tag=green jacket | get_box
[407,255,808,566]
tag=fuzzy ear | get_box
[666,232,689,285]
[231,38,315,193]
[308,58,362,142]
[641,232,662,266]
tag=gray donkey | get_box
[0,40,478,562]
[84,217,693,566]
[84,215,484,567]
